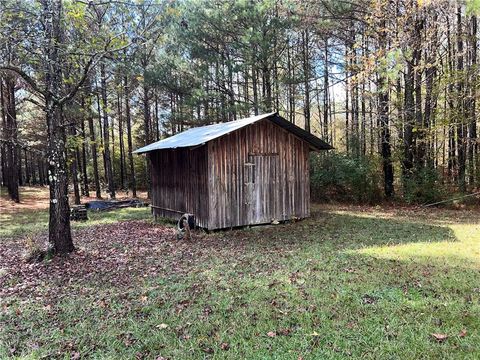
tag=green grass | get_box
[1,200,479,359]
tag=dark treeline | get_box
[0,0,478,253]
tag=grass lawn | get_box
[1,187,479,359]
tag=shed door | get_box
[244,154,280,225]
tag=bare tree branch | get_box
[0,65,45,96]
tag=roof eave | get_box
[269,113,333,151]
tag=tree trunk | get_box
[414,10,425,169]
[80,99,89,196]
[351,35,360,156]
[71,151,81,205]
[154,92,160,140]
[323,39,330,143]
[252,61,259,115]
[302,30,311,133]
[124,75,136,197]
[456,6,466,192]
[70,122,81,205]
[31,151,37,185]
[345,44,349,153]
[117,91,125,189]
[95,81,105,179]
[287,39,295,124]
[378,18,394,198]
[360,35,366,156]
[468,15,477,187]
[38,156,45,185]
[424,13,438,169]
[42,0,74,253]
[47,104,74,253]
[142,77,151,198]
[2,75,20,202]
[403,58,415,179]
[25,149,31,185]
[446,17,456,181]
[0,88,6,187]
[100,63,115,198]
[87,100,101,199]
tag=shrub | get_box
[310,152,382,203]
[402,167,446,205]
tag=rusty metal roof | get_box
[133,112,332,154]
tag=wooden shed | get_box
[134,112,332,230]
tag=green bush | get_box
[402,167,446,205]
[310,152,382,203]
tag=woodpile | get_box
[70,205,88,221]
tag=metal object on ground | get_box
[85,199,148,211]
[176,213,195,240]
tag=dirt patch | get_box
[0,186,148,215]
[0,187,50,214]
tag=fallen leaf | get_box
[431,333,448,342]
[267,331,276,337]
[458,329,467,338]
[362,294,377,305]
[156,323,169,329]
[202,347,214,354]
[220,342,230,350]
[202,306,213,316]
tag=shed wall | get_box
[207,119,310,229]
[149,147,209,227]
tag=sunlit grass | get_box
[0,207,151,239]
[350,221,480,270]
[0,210,49,238]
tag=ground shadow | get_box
[220,209,457,249]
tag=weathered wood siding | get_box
[149,147,209,228]
[207,119,310,229]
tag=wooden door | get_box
[244,154,280,225]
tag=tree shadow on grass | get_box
[313,210,478,270]
[233,209,455,248]
[223,209,478,271]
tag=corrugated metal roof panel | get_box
[133,112,275,154]
[133,111,332,153]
